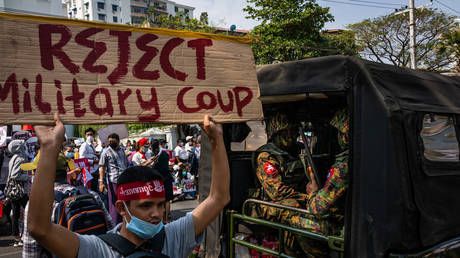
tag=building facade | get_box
[130,0,194,25]
[65,0,131,24]
[65,0,194,25]
[0,0,66,17]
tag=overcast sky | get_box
[178,0,460,30]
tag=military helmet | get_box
[330,108,349,134]
[330,108,349,148]
[265,112,295,139]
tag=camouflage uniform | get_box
[251,109,349,257]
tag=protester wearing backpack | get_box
[22,153,114,258]
[5,139,30,247]
[27,114,229,258]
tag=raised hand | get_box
[202,115,223,143]
[34,113,66,152]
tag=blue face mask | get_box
[182,171,187,176]
[123,202,163,239]
[65,152,74,159]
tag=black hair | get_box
[151,139,159,149]
[108,133,120,141]
[159,139,167,145]
[85,128,95,134]
[117,166,164,188]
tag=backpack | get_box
[53,186,109,235]
[98,228,169,258]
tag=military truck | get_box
[198,56,460,257]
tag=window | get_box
[174,6,178,12]
[184,9,189,14]
[97,2,105,9]
[85,14,89,20]
[113,16,118,22]
[420,114,459,162]
[98,13,106,21]
[112,4,118,12]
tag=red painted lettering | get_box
[22,79,32,113]
[197,91,216,109]
[38,24,79,74]
[187,39,213,80]
[217,90,234,112]
[75,28,107,74]
[0,73,19,114]
[177,87,200,113]
[89,88,114,116]
[65,79,86,117]
[108,30,131,85]
[34,74,51,114]
[133,34,160,81]
[136,88,160,122]
[233,87,253,117]
[160,38,187,81]
[117,88,132,115]
[55,80,66,114]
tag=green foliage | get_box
[145,10,213,33]
[322,30,363,56]
[437,29,460,72]
[348,8,455,71]
[244,0,359,64]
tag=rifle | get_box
[298,127,322,188]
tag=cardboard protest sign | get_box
[97,124,129,145]
[0,12,263,125]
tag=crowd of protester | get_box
[0,126,202,250]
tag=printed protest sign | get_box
[72,158,93,185]
[97,124,129,145]
[0,12,263,125]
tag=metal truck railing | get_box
[229,199,344,258]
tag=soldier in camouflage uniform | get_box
[251,109,349,256]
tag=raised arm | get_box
[193,115,230,237]
[27,114,79,258]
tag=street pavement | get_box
[0,199,199,257]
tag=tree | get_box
[348,8,455,71]
[145,9,213,33]
[437,29,460,72]
[244,0,359,64]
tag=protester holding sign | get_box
[27,113,229,258]
[99,133,128,224]
[22,153,113,257]
[79,128,99,191]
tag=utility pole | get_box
[409,0,416,69]
[394,0,432,69]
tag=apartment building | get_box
[65,0,193,25]
[131,0,194,25]
[65,0,131,24]
[0,0,66,17]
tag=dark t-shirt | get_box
[154,151,172,181]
